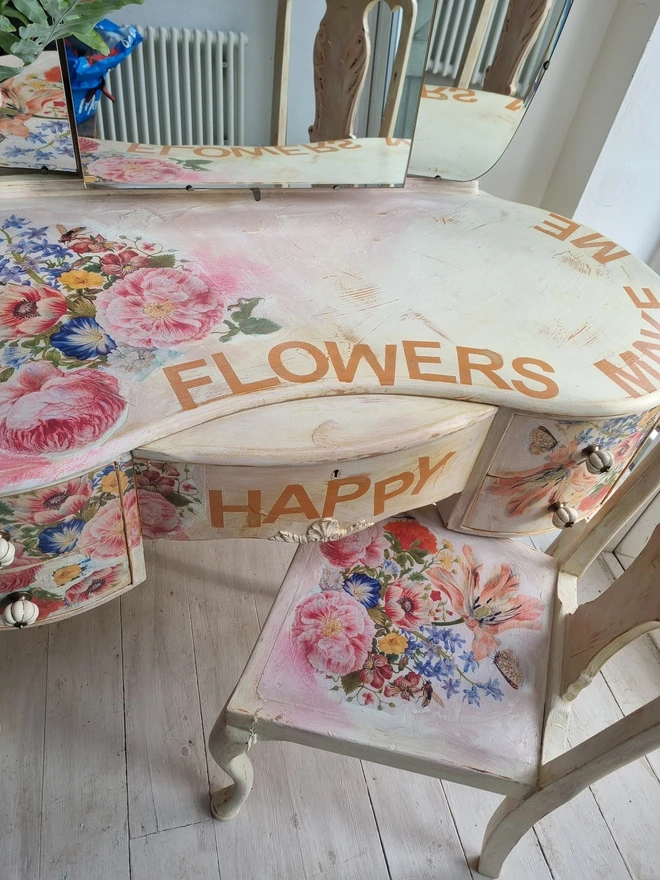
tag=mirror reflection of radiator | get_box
[427,0,565,94]
[96,27,248,147]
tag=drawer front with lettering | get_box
[0,455,144,627]
[134,415,494,541]
[462,409,660,535]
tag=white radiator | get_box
[427,0,565,94]
[97,27,247,146]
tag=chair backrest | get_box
[458,0,554,96]
[271,0,417,144]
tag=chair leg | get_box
[208,711,255,821]
[478,793,542,877]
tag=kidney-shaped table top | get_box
[1,179,658,494]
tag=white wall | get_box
[480,0,618,206]
[544,0,660,221]
[572,5,660,262]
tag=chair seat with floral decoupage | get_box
[234,506,558,793]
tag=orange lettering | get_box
[322,476,371,518]
[326,342,396,386]
[450,88,477,103]
[533,213,580,241]
[212,352,281,396]
[336,139,360,149]
[625,286,660,310]
[412,453,455,496]
[193,147,231,158]
[209,490,262,528]
[570,233,629,264]
[263,485,320,523]
[641,311,660,339]
[594,351,660,397]
[373,471,415,516]
[511,357,559,400]
[402,340,456,384]
[456,347,511,389]
[163,359,214,411]
[307,143,339,154]
[127,143,157,155]
[268,342,329,384]
[271,145,306,156]
[633,340,660,365]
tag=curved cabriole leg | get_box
[208,712,254,821]
[478,793,541,878]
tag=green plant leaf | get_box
[0,500,13,517]
[366,606,389,627]
[148,253,176,269]
[0,366,15,383]
[340,671,362,695]
[237,316,281,336]
[164,491,192,509]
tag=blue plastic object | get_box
[66,20,143,125]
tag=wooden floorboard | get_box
[40,601,130,880]
[2,535,660,879]
[0,627,48,880]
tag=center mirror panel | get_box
[66,0,436,189]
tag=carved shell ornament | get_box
[270,518,375,544]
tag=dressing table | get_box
[1,2,657,632]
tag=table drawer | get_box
[0,455,144,627]
[460,409,660,535]
[134,413,494,541]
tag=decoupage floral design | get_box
[0,215,280,461]
[290,516,545,711]
[487,410,660,518]
[0,458,137,621]
[0,53,75,172]
[134,458,204,540]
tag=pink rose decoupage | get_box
[256,511,555,766]
[0,458,139,622]
[0,212,282,491]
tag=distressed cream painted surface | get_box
[137,394,494,466]
[134,412,492,539]
[80,136,411,187]
[3,180,660,503]
[409,88,524,180]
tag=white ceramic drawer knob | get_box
[2,593,39,628]
[582,445,615,475]
[0,530,15,568]
[550,502,578,529]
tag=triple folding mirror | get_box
[0,0,573,188]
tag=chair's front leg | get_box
[208,711,255,821]
[479,791,545,877]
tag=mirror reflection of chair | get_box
[458,0,554,96]
[207,437,660,877]
[272,0,418,145]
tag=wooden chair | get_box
[207,437,660,877]
[272,0,417,144]
[456,0,554,96]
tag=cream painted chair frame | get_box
[207,437,660,877]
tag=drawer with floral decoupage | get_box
[455,408,660,535]
[0,454,144,628]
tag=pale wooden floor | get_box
[2,533,660,880]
